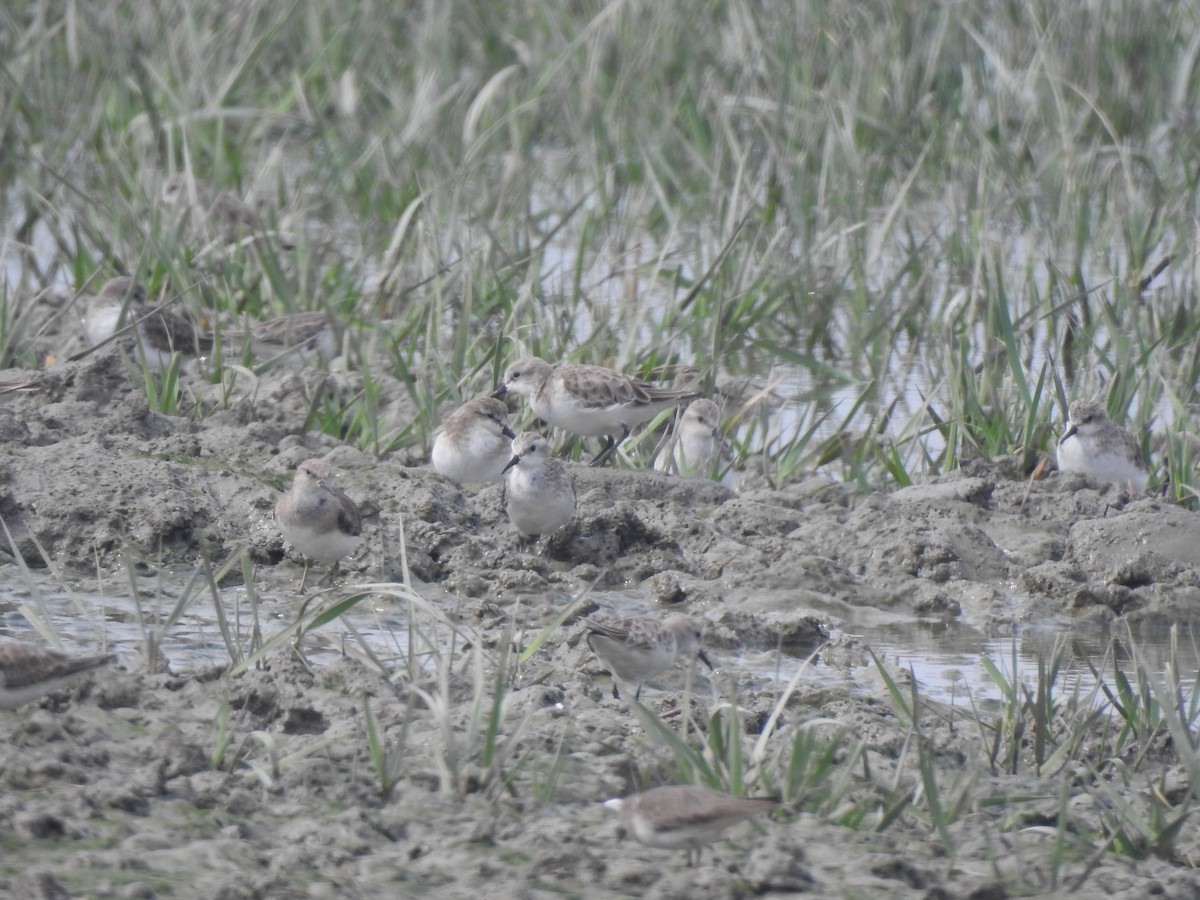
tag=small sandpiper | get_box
[493,357,700,466]
[673,398,735,482]
[585,613,713,701]
[0,641,115,710]
[1057,399,1148,493]
[221,311,341,366]
[432,397,518,484]
[83,276,213,371]
[275,458,362,591]
[161,174,295,249]
[501,431,577,537]
[604,785,780,867]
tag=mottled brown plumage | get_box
[83,276,212,369]
[275,458,362,591]
[0,642,115,710]
[605,785,779,866]
[586,613,713,700]
[494,357,700,465]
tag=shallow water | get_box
[867,620,1200,707]
[574,586,1200,707]
[0,566,415,673]
[5,565,1197,712]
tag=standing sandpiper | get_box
[501,431,577,538]
[431,397,518,484]
[604,785,780,866]
[222,311,342,366]
[83,276,213,371]
[493,357,700,466]
[275,458,362,591]
[1057,399,1148,493]
[585,613,713,701]
[673,398,733,482]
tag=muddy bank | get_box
[1,348,1200,897]
[3,348,1194,626]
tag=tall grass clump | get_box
[611,634,1200,890]
[3,1,1198,487]
[879,631,1200,879]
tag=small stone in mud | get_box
[647,572,687,605]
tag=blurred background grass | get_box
[1,0,1196,496]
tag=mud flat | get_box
[1,350,1199,898]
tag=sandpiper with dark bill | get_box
[161,174,295,249]
[675,398,735,478]
[221,311,342,366]
[493,357,701,466]
[432,397,518,484]
[275,458,362,591]
[0,641,116,710]
[83,276,214,371]
[501,431,577,538]
[604,785,780,867]
[1057,399,1148,493]
[585,613,713,701]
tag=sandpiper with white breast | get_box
[1057,399,1148,493]
[432,397,518,484]
[0,641,116,710]
[674,398,734,480]
[275,458,362,591]
[501,431,577,538]
[83,276,213,371]
[493,357,701,466]
[585,613,713,701]
[604,785,780,867]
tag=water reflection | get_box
[3,567,1196,710]
[853,620,1200,705]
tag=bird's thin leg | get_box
[298,559,312,593]
[590,425,632,467]
[590,435,618,466]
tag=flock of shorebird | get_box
[23,258,770,861]
[267,339,778,859]
[1,174,1156,863]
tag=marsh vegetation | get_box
[2,1,1200,896]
